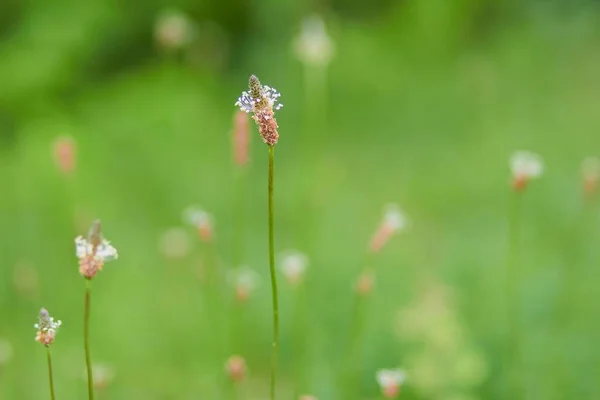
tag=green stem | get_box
[507,191,522,399]
[84,280,94,400]
[268,145,279,400]
[46,347,56,400]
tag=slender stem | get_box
[46,347,56,400]
[268,145,279,400]
[84,279,94,400]
[507,191,522,399]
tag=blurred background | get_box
[1,0,600,399]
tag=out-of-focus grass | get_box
[1,3,600,399]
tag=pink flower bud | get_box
[53,136,76,175]
[233,110,250,166]
[225,355,247,382]
[356,271,375,296]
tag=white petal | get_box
[75,236,91,258]
[96,240,118,262]
[376,369,406,388]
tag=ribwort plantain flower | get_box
[76,221,118,280]
[184,206,214,242]
[154,9,196,51]
[355,270,376,296]
[509,151,544,191]
[82,363,115,391]
[376,368,406,398]
[233,110,251,166]
[279,250,309,286]
[293,15,334,68]
[370,204,408,253]
[235,75,283,146]
[34,308,62,347]
[582,156,600,196]
[225,355,247,382]
[229,266,260,303]
[53,136,76,176]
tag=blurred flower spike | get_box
[582,156,600,196]
[235,75,283,146]
[299,396,318,400]
[233,110,250,167]
[183,206,214,242]
[154,9,196,51]
[34,308,62,347]
[355,270,375,296]
[370,204,408,253]
[76,220,119,279]
[510,150,544,191]
[376,368,407,398]
[53,136,76,176]
[90,363,115,391]
[225,355,247,382]
[229,266,260,303]
[294,14,335,67]
[279,250,309,286]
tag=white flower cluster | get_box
[75,236,118,262]
[279,250,309,284]
[183,206,213,228]
[229,266,260,292]
[34,310,62,333]
[510,150,544,180]
[376,368,406,389]
[294,15,335,67]
[34,308,62,346]
[235,86,283,114]
[383,203,408,232]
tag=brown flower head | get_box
[235,75,283,146]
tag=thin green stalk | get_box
[46,347,56,400]
[507,191,522,399]
[84,279,94,400]
[268,145,279,400]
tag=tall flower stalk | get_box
[34,308,61,400]
[506,151,543,399]
[76,221,119,400]
[236,74,283,399]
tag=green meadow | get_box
[1,1,600,399]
